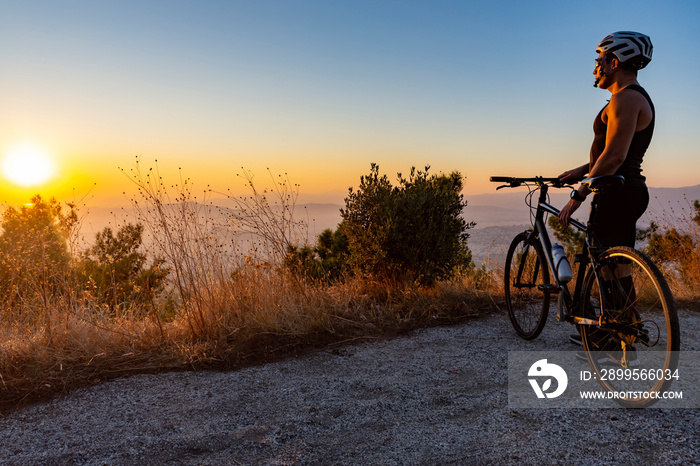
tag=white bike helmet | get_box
[596,31,653,70]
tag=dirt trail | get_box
[1,310,698,465]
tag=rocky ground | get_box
[1,308,698,465]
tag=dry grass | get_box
[0,270,498,414]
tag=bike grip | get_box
[563,175,585,184]
[490,176,514,183]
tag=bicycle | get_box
[490,174,680,407]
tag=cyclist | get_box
[557,32,655,350]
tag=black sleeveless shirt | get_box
[591,84,655,187]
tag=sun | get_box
[2,143,57,187]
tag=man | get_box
[558,32,654,349]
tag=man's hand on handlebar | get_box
[558,164,588,184]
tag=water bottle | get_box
[551,244,573,283]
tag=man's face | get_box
[594,52,616,89]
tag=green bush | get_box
[284,227,349,281]
[79,223,169,313]
[339,164,474,284]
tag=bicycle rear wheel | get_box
[579,246,680,408]
[504,232,551,340]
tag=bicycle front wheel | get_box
[579,246,680,408]
[504,232,551,340]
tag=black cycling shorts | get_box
[591,186,649,248]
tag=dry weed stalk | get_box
[219,168,308,264]
[121,158,244,335]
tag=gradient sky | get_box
[1,0,699,206]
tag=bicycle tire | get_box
[504,232,551,340]
[579,246,680,408]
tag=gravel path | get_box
[1,309,698,465]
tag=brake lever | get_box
[496,181,522,190]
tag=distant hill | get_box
[76,184,700,267]
[77,202,346,246]
[463,184,700,265]
[464,184,700,228]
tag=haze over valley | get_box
[77,184,700,268]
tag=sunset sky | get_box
[2,0,699,207]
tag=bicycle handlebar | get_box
[489,176,581,189]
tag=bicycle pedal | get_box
[538,284,561,294]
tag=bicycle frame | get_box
[514,179,603,329]
[492,175,638,331]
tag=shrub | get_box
[645,200,700,295]
[78,223,169,313]
[340,164,474,284]
[0,195,77,312]
[284,227,349,281]
[642,199,700,301]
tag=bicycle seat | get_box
[581,175,625,192]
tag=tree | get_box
[79,223,168,313]
[340,164,474,284]
[0,195,77,310]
